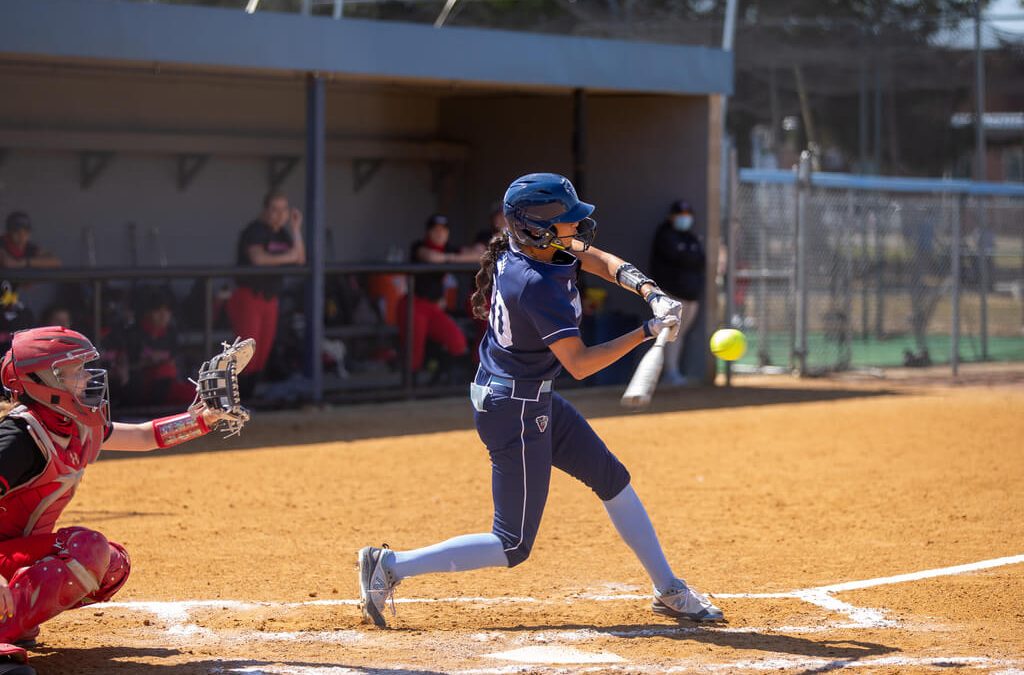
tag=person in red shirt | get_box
[401,215,478,378]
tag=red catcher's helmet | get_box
[0,326,110,427]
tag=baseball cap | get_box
[670,200,692,214]
[5,211,31,232]
[425,214,449,229]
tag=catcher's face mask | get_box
[48,351,110,427]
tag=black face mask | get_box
[573,217,597,251]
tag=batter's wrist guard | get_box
[614,263,656,296]
[153,411,210,448]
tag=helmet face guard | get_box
[571,217,597,251]
[503,173,598,252]
[49,349,110,425]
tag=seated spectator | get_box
[125,286,196,407]
[473,204,508,250]
[0,211,62,269]
[400,214,477,381]
[96,287,134,406]
[42,303,74,329]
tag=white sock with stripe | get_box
[389,533,508,580]
[603,483,677,593]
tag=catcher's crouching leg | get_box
[74,540,130,606]
[0,527,121,644]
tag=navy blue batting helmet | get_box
[502,173,596,251]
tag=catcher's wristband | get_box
[153,412,210,449]
[614,263,656,296]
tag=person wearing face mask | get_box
[649,200,706,386]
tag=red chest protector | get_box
[0,405,103,540]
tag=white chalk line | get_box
[93,553,1024,673]
[99,552,1024,638]
[210,655,1024,675]
[455,656,1024,674]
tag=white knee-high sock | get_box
[389,533,508,580]
[603,484,677,593]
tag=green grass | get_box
[727,331,1024,371]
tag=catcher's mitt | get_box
[193,337,255,437]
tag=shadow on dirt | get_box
[104,383,898,460]
[55,510,176,524]
[497,620,899,663]
[28,646,448,674]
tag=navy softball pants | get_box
[471,371,631,567]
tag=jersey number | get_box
[490,288,513,348]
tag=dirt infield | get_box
[25,364,1024,673]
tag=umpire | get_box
[649,199,705,386]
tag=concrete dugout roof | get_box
[0,0,733,95]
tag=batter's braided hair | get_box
[471,231,510,320]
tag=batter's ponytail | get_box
[471,232,509,320]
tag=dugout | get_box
[0,0,733,396]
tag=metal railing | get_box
[1,261,480,402]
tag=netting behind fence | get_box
[731,168,1024,374]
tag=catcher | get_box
[0,326,252,675]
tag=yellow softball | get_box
[709,328,747,361]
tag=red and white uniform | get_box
[0,327,133,658]
[0,325,215,666]
[0,407,102,539]
[0,405,129,645]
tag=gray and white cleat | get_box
[357,545,399,628]
[653,580,725,622]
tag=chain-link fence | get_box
[729,154,1024,376]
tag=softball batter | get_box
[359,173,723,627]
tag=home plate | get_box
[484,646,626,664]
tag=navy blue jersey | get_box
[478,246,581,381]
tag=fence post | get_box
[874,205,886,340]
[725,147,738,386]
[305,73,326,404]
[794,151,812,376]
[977,195,990,360]
[952,195,963,377]
[860,201,869,340]
[403,273,416,396]
[756,187,769,367]
[92,280,102,349]
[203,276,214,357]
[842,189,854,369]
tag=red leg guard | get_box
[75,541,130,606]
[0,528,110,644]
[53,528,112,580]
